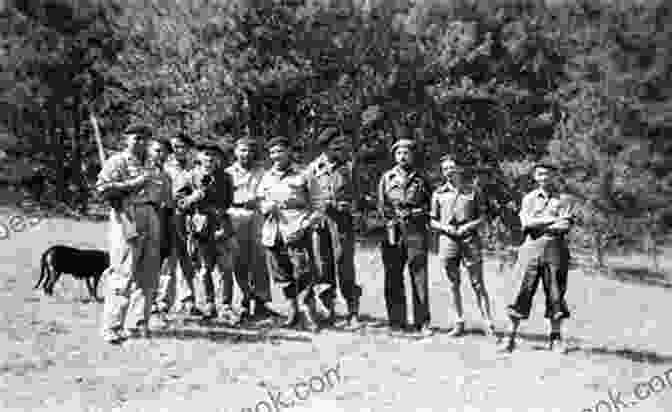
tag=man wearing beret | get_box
[430,155,495,339]
[304,127,362,329]
[225,137,276,322]
[96,123,163,343]
[256,137,320,332]
[176,140,237,322]
[499,162,577,354]
[377,138,433,336]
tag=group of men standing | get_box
[95,123,577,355]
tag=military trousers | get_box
[311,211,361,310]
[229,207,271,304]
[380,229,430,327]
[506,235,571,321]
[101,204,161,334]
[265,234,315,305]
[155,212,197,309]
[193,234,238,311]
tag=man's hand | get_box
[259,200,277,215]
[336,201,351,213]
[547,217,571,232]
[127,173,151,189]
[443,224,459,237]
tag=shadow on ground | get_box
[585,265,672,289]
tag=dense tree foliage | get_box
[1,0,671,260]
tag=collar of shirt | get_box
[391,165,417,182]
[269,163,299,178]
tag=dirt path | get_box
[1,215,671,411]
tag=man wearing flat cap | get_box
[256,136,320,332]
[499,162,577,354]
[175,140,237,323]
[96,122,163,344]
[225,137,276,322]
[377,138,432,336]
[304,127,362,329]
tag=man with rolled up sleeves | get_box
[499,162,577,354]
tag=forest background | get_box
[1,0,671,269]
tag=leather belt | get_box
[135,201,160,210]
[231,202,255,210]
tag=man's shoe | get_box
[102,329,125,345]
[418,323,434,337]
[253,302,281,320]
[217,305,239,325]
[344,313,362,330]
[549,336,569,354]
[484,324,498,341]
[300,304,319,333]
[447,322,465,338]
[283,300,300,328]
[122,327,150,339]
[497,336,516,353]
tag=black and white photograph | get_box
[0,0,671,411]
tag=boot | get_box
[283,299,300,328]
[344,299,361,330]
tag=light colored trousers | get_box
[101,204,161,333]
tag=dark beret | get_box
[317,127,339,146]
[265,136,290,150]
[196,140,227,156]
[235,137,258,148]
[123,123,153,138]
[171,132,195,146]
[532,161,557,171]
[390,138,417,153]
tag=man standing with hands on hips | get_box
[377,138,432,336]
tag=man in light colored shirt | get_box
[257,136,320,332]
[499,162,576,354]
[96,123,162,344]
[430,155,494,338]
[225,137,275,322]
[157,133,200,317]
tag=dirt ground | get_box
[1,206,671,412]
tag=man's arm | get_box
[519,194,557,230]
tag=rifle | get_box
[90,112,138,240]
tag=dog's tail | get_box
[35,247,51,289]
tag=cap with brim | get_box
[123,123,153,138]
[391,138,417,153]
[265,136,290,150]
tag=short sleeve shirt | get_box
[96,151,150,204]
[430,182,485,225]
[377,166,431,220]
[225,162,265,207]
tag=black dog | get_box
[35,245,109,302]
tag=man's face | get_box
[235,145,253,165]
[198,152,217,172]
[269,145,290,167]
[394,147,413,167]
[325,143,349,163]
[125,134,147,156]
[170,138,188,161]
[533,166,554,188]
[441,161,458,180]
[147,141,168,164]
